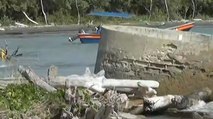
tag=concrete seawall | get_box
[95,25,213,81]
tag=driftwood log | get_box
[49,67,159,94]
[18,65,57,92]
[15,22,28,27]
[143,87,212,112]
[18,65,159,97]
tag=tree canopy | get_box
[0,0,212,25]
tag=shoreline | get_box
[0,24,89,35]
[0,20,213,35]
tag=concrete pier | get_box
[95,25,213,81]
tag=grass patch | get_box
[0,84,65,118]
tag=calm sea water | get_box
[0,25,212,78]
[0,31,98,77]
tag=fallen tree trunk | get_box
[50,76,159,89]
[64,78,158,93]
[48,67,159,94]
[18,65,57,92]
[143,87,212,112]
[22,11,39,25]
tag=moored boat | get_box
[79,33,101,43]
[166,22,195,31]
[68,25,102,44]
[176,22,195,31]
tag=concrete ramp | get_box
[95,25,213,81]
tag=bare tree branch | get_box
[40,0,48,25]
[22,11,39,25]
[191,0,196,19]
[164,0,170,21]
[75,0,80,25]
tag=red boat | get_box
[68,26,102,44]
[78,33,101,43]
[167,22,195,31]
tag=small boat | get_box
[166,22,195,31]
[68,26,102,44]
[79,33,101,43]
[175,22,194,31]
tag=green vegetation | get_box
[0,0,213,26]
[0,84,65,118]
[0,84,100,118]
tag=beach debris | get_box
[15,22,28,27]
[143,87,212,112]
[49,67,159,94]
[6,65,212,118]
[0,23,5,31]
[18,65,57,92]
[0,27,5,31]
[22,11,39,25]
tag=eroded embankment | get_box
[95,25,213,95]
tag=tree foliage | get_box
[0,0,213,25]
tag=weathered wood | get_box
[15,22,28,27]
[143,88,212,112]
[102,79,159,88]
[18,65,57,92]
[22,11,39,25]
[65,76,105,93]
[75,0,80,25]
[40,0,48,25]
[47,65,58,81]
[51,76,159,89]
[144,95,176,112]
[49,68,159,94]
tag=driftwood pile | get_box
[8,65,212,119]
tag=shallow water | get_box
[0,32,98,77]
[191,24,213,35]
